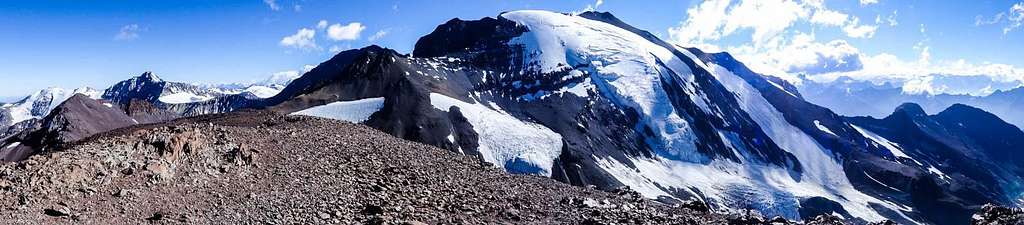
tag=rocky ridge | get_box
[0,111,744,224]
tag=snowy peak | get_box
[893,102,927,116]
[0,86,101,128]
[139,71,163,83]
[1,93,137,161]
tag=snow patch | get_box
[927,165,952,181]
[850,124,919,164]
[242,85,282,98]
[290,97,386,123]
[814,120,838,136]
[158,92,215,104]
[864,171,901,192]
[428,93,562,176]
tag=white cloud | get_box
[293,4,302,12]
[975,2,1024,34]
[317,20,328,30]
[263,0,280,11]
[975,13,1005,26]
[668,0,1024,90]
[303,64,317,72]
[667,0,732,49]
[578,0,605,13]
[327,22,366,41]
[1007,2,1024,34]
[668,0,882,81]
[279,28,317,50]
[368,30,389,42]
[265,70,300,84]
[810,9,849,26]
[777,34,863,74]
[859,0,878,6]
[876,10,898,27]
[114,24,143,41]
[720,0,809,46]
[669,0,880,50]
[842,17,877,38]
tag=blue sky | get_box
[1,0,1023,98]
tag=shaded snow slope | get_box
[428,93,563,176]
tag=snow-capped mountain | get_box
[1,71,297,142]
[216,10,1024,224]
[846,103,1024,223]
[0,87,101,135]
[800,77,1024,129]
[102,71,291,105]
[3,9,1020,225]
[226,10,969,224]
[99,71,297,116]
[1,94,138,161]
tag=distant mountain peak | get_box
[894,102,927,117]
[139,71,162,82]
[942,103,982,113]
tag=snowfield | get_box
[851,124,918,162]
[242,85,282,98]
[428,93,563,177]
[290,97,386,123]
[503,10,707,163]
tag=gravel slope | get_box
[0,111,732,224]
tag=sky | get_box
[1,0,1023,99]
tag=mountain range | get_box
[1,10,1021,225]
[800,77,1024,129]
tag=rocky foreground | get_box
[0,111,721,224]
[0,110,904,224]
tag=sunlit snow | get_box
[290,97,385,123]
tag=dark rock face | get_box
[933,104,1024,164]
[798,197,852,222]
[120,99,179,124]
[102,71,168,105]
[847,103,1024,224]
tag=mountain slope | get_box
[846,103,1024,224]
[0,87,101,135]
[0,111,729,224]
[101,71,294,116]
[252,10,942,223]
[0,94,138,161]
[800,78,1024,129]
[7,9,1016,224]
